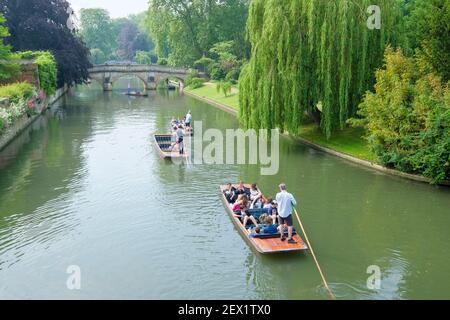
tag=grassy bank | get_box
[184,82,239,111]
[297,123,374,161]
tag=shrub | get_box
[0,82,36,102]
[216,81,233,97]
[353,48,450,183]
[187,77,205,89]
[157,58,168,65]
[34,52,57,96]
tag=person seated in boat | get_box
[232,194,249,213]
[175,125,185,155]
[185,111,192,128]
[254,215,279,235]
[251,196,264,209]
[241,206,259,229]
[224,183,236,203]
[263,197,273,209]
[269,200,279,225]
[249,183,262,206]
[234,182,250,198]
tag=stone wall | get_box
[0,60,40,87]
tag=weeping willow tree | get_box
[239,0,405,138]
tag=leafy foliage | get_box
[157,57,168,65]
[239,0,405,137]
[216,81,232,97]
[0,0,91,87]
[187,77,206,89]
[0,82,36,102]
[0,13,19,80]
[79,8,116,62]
[146,0,250,67]
[353,48,450,183]
[134,50,157,65]
[407,0,450,82]
[13,51,57,96]
[186,69,205,89]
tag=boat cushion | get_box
[250,228,298,239]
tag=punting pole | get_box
[293,207,336,300]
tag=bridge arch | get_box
[110,73,148,91]
[87,64,202,92]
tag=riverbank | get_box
[0,85,68,151]
[184,84,448,186]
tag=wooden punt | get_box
[219,184,308,254]
[125,92,148,97]
[154,134,188,159]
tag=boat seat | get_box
[250,228,298,239]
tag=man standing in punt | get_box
[276,183,297,244]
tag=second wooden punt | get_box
[154,134,188,159]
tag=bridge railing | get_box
[88,64,190,75]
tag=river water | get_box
[0,82,449,299]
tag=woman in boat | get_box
[232,194,249,212]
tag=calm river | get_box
[0,81,449,299]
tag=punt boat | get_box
[219,184,308,254]
[125,92,148,97]
[154,134,188,159]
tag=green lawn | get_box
[185,83,375,162]
[298,123,375,161]
[185,83,239,111]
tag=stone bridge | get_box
[88,64,194,91]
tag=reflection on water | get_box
[0,83,449,299]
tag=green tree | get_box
[354,48,449,183]
[239,0,405,138]
[0,13,18,80]
[146,0,250,66]
[1,0,91,87]
[216,81,232,97]
[90,48,107,65]
[79,9,116,59]
[408,0,450,82]
[134,50,157,64]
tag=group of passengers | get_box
[223,182,298,244]
[171,111,192,132]
[170,111,192,155]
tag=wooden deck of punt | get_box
[154,134,189,159]
[220,184,308,254]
